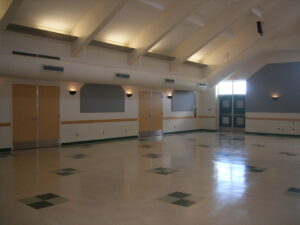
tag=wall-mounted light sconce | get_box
[271,94,280,100]
[126,91,133,98]
[167,94,173,99]
[69,89,77,95]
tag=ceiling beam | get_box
[128,0,208,65]
[71,0,130,57]
[0,0,23,31]
[169,0,258,71]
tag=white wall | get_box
[0,77,218,149]
[246,112,300,135]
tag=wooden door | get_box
[13,84,38,149]
[139,91,163,135]
[139,91,152,132]
[150,92,163,131]
[38,86,60,147]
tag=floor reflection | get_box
[214,161,247,200]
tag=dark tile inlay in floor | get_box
[286,187,300,197]
[246,166,266,173]
[144,153,162,158]
[149,167,177,175]
[279,152,298,156]
[19,193,68,209]
[159,192,201,207]
[70,153,89,159]
[53,168,82,176]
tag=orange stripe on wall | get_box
[0,123,11,127]
[247,117,300,122]
[61,118,138,125]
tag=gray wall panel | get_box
[172,90,196,112]
[80,84,125,113]
[246,62,300,113]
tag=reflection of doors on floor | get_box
[219,95,245,132]
[139,91,162,137]
[12,84,60,150]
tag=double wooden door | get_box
[139,91,163,136]
[12,84,60,150]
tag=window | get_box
[80,84,125,113]
[172,90,196,112]
[217,80,247,95]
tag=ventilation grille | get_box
[199,83,207,87]
[42,65,64,73]
[115,73,130,79]
[164,78,175,84]
[12,51,60,60]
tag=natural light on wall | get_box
[217,80,247,95]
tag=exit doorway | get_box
[217,80,246,132]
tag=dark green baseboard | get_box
[61,135,138,146]
[164,129,218,135]
[0,148,11,152]
[245,132,300,138]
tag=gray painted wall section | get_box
[172,90,196,112]
[246,62,300,113]
[80,84,125,113]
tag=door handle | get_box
[32,117,37,121]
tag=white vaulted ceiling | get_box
[1,0,300,86]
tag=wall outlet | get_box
[75,132,79,137]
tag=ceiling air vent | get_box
[38,54,60,60]
[42,65,64,73]
[115,73,130,79]
[12,51,60,60]
[164,78,175,84]
[12,51,37,57]
[199,83,207,87]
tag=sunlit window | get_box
[233,80,247,95]
[217,80,247,95]
[218,81,233,95]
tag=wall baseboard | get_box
[0,148,11,152]
[164,129,218,135]
[61,136,138,146]
[245,132,300,138]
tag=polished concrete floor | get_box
[0,132,300,225]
